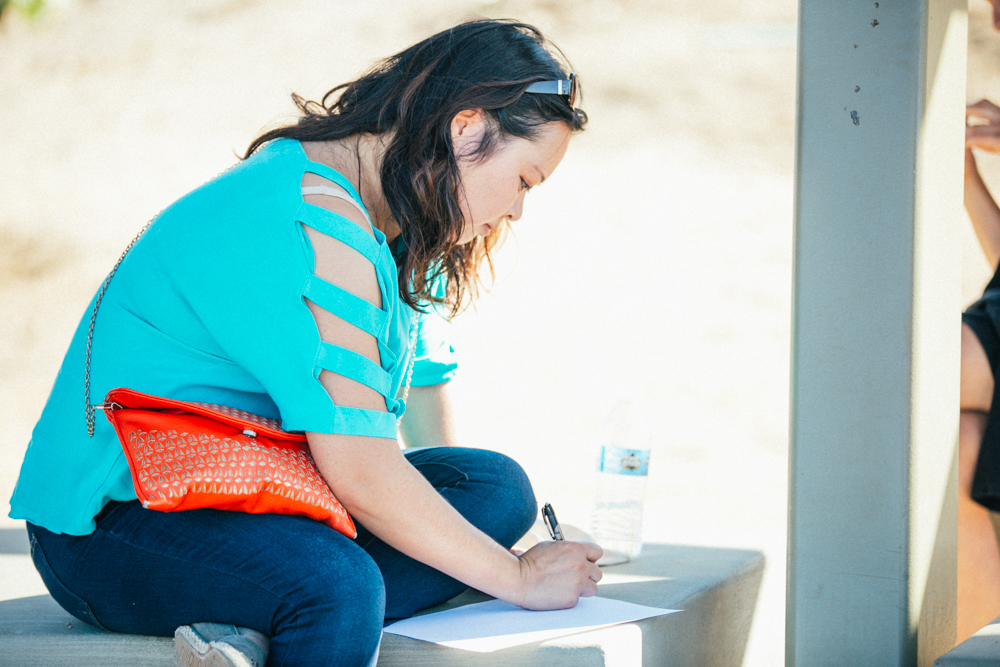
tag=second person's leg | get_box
[959,322,1000,642]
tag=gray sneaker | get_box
[175,622,269,667]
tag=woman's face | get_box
[450,112,572,245]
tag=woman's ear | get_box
[451,109,487,158]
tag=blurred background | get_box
[2,1,1000,664]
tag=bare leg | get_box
[958,323,1000,642]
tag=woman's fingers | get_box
[965,101,1000,154]
[583,540,604,563]
[967,124,1000,153]
[515,541,605,610]
[967,99,1000,124]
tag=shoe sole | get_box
[175,626,242,667]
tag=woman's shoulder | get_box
[111,139,314,316]
[150,139,307,236]
[206,138,306,200]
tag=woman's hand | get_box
[965,100,1000,269]
[968,100,1000,155]
[511,540,603,610]
[965,100,1000,186]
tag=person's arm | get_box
[965,100,1000,270]
[300,181,601,610]
[309,430,599,608]
[398,383,460,448]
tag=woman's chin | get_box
[455,227,489,245]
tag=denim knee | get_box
[506,454,539,539]
[481,450,538,546]
[273,540,385,665]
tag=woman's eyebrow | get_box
[533,166,547,184]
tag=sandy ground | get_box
[2,1,1000,664]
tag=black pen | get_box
[542,502,564,541]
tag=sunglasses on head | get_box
[524,72,577,108]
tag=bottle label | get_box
[597,446,650,476]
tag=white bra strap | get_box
[301,185,372,228]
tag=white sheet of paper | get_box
[383,595,680,653]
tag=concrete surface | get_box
[934,614,1000,666]
[0,535,762,667]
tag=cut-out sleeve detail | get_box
[316,342,392,397]
[298,165,404,436]
[302,276,387,339]
[304,161,365,199]
[301,186,372,226]
[297,203,381,265]
[328,406,399,438]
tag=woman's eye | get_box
[520,178,532,192]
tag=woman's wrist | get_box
[483,547,528,605]
[966,149,981,180]
[966,152,989,202]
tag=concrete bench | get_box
[933,514,1000,665]
[933,614,1000,666]
[0,541,763,667]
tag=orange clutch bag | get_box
[99,388,357,538]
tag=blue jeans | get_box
[26,447,537,667]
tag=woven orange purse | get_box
[99,387,357,538]
[84,224,362,538]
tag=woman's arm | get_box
[300,176,600,610]
[965,100,1000,270]
[308,430,600,609]
[398,383,460,448]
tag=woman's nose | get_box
[506,193,526,222]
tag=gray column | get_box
[788,1,967,665]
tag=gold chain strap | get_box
[85,162,239,436]
[84,221,154,437]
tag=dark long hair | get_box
[246,18,586,316]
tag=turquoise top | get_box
[8,139,457,536]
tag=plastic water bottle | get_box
[589,400,651,559]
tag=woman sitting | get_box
[8,19,601,667]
